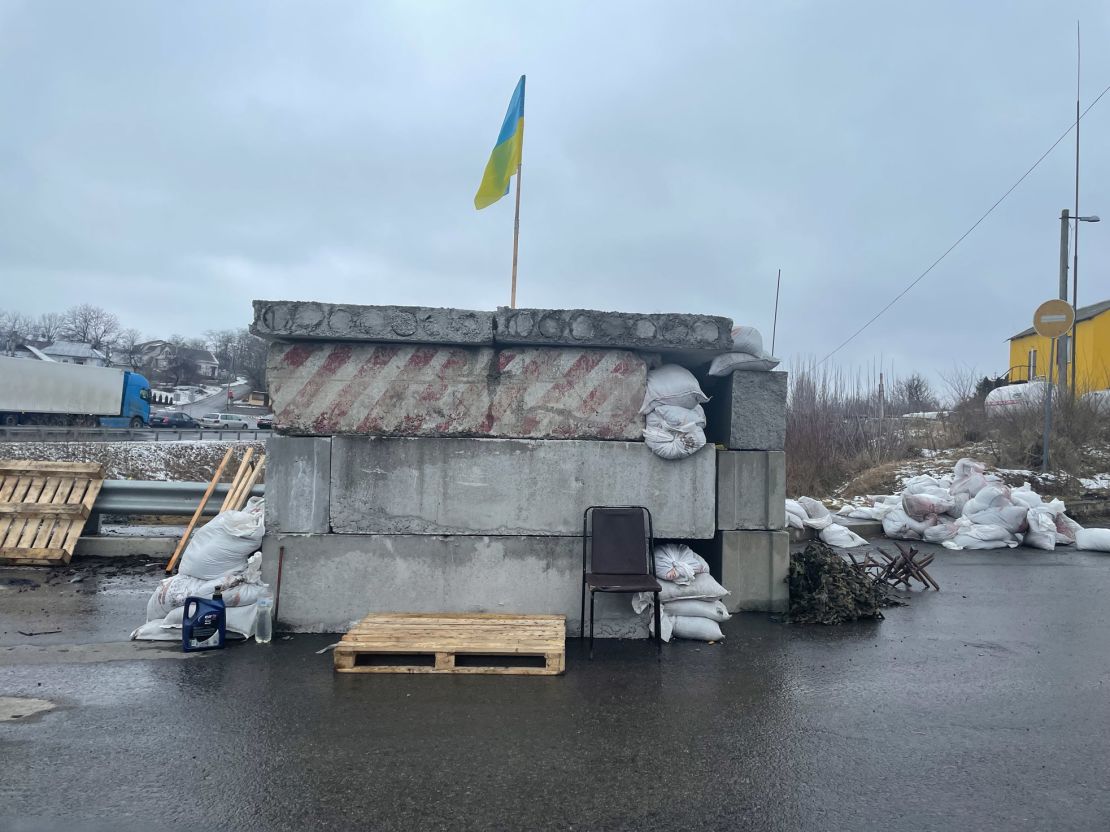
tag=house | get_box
[137,341,220,380]
[1008,298,1110,392]
[41,341,107,366]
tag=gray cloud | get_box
[1,0,1108,389]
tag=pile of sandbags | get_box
[631,543,731,641]
[785,497,868,548]
[708,325,781,376]
[640,364,708,460]
[131,497,270,641]
[824,458,1095,551]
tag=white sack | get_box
[649,611,725,643]
[708,352,781,376]
[923,520,963,543]
[643,412,706,460]
[964,505,1028,535]
[1010,484,1044,509]
[131,603,259,642]
[901,476,946,495]
[903,492,956,521]
[838,503,895,521]
[651,404,706,429]
[178,498,265,580]
[784,499,808,529]
[730,325,764,356]
[1055,513,1083,545]
[882,508,937,540]
[819,523,868,548]
[1024,507,1058,550]
[632,572,729,612]
[962,485,1011,515]
[950,458,998,499]
[640,364,708,414]
[942,524,1019,550]
[147,552,268,620]
[1075,528,1110,552]
[662,598,732,622]
[653,543,708,585]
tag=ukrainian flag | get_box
[474,76,525,210]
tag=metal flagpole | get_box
[1070,20,1081,394]
[510,162,522,309]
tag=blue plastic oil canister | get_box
[182,587,226,652]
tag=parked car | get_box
[199,412,251,429]
[150,411,200,429]
[256,414,274,430]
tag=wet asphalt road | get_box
[2,544,1109,832]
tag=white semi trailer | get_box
[0,356,152,427]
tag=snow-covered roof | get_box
[43,341,107,360]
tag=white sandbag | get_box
[923,519,963,543]
[650,404,706,429]
[819,523,868,548]
[730,325,764,356]
[707,352,781,376]
[839,504,895,521]
[785,499,808,529]
[653,543,707,585]
[649,610,725,643]
[131,603,259,642]
[662,598,732,622]
[1055,512,1083,545]
[1010,484,1044,509]
[962,485,1012,516]
[902,492,956,521]
[798,496,830,520]
[950,458,998,498]
[942,524,1019,550]
[146,553,269,620]
[643,412,706,460]
[640,364,708,414]
[632,572,729,612]
[964,505,1028,535]
[882,507,937,540]
[1075,528,1110,552]
[1024,506,1058,550]
[178,498,265,580]
[901,476,946,495]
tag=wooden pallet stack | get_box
[0,461,105,566]
[334,613,566,675]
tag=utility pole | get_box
[1058,209,1070,392]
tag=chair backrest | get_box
[584,506,652,575]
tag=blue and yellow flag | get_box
[474,76,525,210]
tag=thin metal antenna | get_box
[771,269,782,354]
[1070,20,1081,394]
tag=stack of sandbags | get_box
[640,365,708,460]
[132,497,270,640]
[631,544,731,641]
[789,496,868,548]
[708,325,781,375]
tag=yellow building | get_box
[1008,298,1110,392]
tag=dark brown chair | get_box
[581,506,661,658]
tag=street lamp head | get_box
[1079,215,1100,222]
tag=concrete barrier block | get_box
[330,437,717,538]
[265,435,331,534]
[705,371,787,451]
[717,450,786,530]
[261,533,650,637]
[713,530,789,613]
[495,307,733,351]
[267,342,646,440]
[251,300,494,345]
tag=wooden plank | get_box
[166,447,234,574]
[0,461,103,475]
[59,476,103,559]
[2,476,41,548]
[220,448,255,512]
[0,547,68,565]
[230,455,265,511]
[44,479,78,550]
[30,477,63,549]
[0,504,88,517]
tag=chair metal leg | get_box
[589,591,596,660]
[580,580,586,643]
[654,590,662,655]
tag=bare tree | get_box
[61,304,120,351]
[939,364,979,409]
[0,310,33,353]
[35,312,64,342]
[116,328,143,369]
[896,373,938,414]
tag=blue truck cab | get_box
[99,371,152,428]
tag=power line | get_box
[820,79,1110,364]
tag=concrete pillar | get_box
[714,530,789,613]
[716,450,786,530]
[705,371,787,451]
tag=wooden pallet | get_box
[0,461,105,566]
[334,613,566,676]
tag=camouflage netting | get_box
[788,541,901,624]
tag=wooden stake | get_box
[510,160,522,309]
[232,455,265,511]
[220,448,255,512]
[165,447,233,574]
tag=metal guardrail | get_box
[93,480,265,517]
[0,426,271,443]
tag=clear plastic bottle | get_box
[255,597,274,644]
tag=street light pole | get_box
[1058,209,1070,392]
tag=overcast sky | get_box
[1,1,1108,388]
